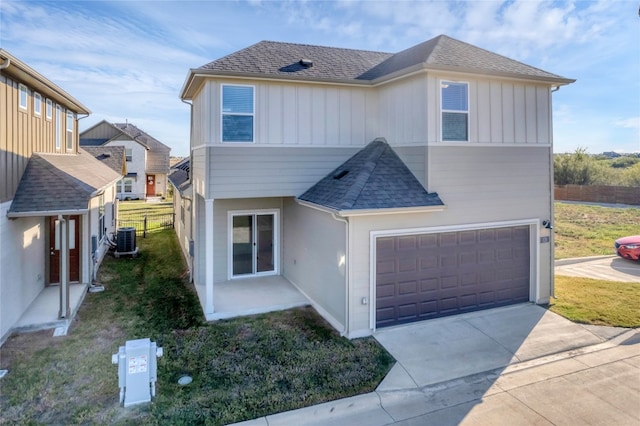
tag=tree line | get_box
[554,148,640,187]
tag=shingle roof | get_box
[168,158,190,193]
[199,41,391,81]
[8,151,122,217]
[112,123,171,152]
[193,34,573,85]
[81,146,126,175]
[298,139,444,212]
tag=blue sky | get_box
[1,0,638,156]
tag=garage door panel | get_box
[376,225,531,328]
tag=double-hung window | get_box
[46,99,52,120]
[125,148,132,162]
[34,93,42,116]
[221,84,254,142]
[19,84,28,110]
[66,111,74,150]
[441,81,469,142]
[124,178,133,193]
[55,105,62,150]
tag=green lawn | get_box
[0,231,393,425]
[554,202,640,259]
[550,275,640,328]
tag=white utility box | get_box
[112,338,163,407]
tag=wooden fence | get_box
[554,185,640,206]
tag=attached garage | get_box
[375,225,531,328]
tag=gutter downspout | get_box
[549,86,559,298]
[332,213,349,337]
[181,98,194,283]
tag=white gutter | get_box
[0,57,10,69]
[7,208,88,218]
[295,199,446,217]
[331,212,349,337]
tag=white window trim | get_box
[220,83,255,143]
[125,148,133,162]
[34,92,42,116]
[440,79,470,143]
[227,209,279,280]
[55,104,62,150]
[19,84,28,110]
[66,110,74,151]
[46,98,53,120]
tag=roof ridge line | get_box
[337,139,387,210]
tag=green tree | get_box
[554,147,597,185]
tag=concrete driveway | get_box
[373,303,626,390]
[555,255,640,283]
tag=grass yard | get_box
[118,199,173,212]
[554,202,640,259]
[549,275,640,328]
[0,230,393,425]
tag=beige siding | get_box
[393,146,427,186]
[1,74,81,202]
[377,75,428,145]
[80,121,120,140]
[283,199,346,328]
[212,198,284,283]
[193,80,377,146]
[207,146,360,199]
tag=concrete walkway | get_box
[555,255,640,283]
[233,304,639,426]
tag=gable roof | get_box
[298,139,444,215]
[111,123,171,153]
[182,35,573,98]
[81,146,127,175]
[8,151,122,217]
[168,158,190,194]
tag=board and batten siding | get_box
[206,146,360,199]
[283,199,346,329]
[379,73,552,146]
[193,80,378,146]
[1,75,73,202]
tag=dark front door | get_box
[146,174,156,197]
[376,226,530,328]
[49,215,80,284]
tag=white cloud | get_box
[614,117,640,130]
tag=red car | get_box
[615,236,640,261]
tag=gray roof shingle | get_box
[298,139,444,212]
[195,35,573,85]
[8,151,122,216]
[81,146,126,174]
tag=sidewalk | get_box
[235,329,640,426]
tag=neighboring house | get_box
[0,50,123,344]
[178,35,574,338]
[80,121,171,200]
[168,157,193,274]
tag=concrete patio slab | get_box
[12,283,88,332]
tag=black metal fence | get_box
[118,206,174,238]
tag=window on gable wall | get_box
[34,93,42,116]
[441,81,469,142]
[221,84,254,142]
[19,84,28,110]
[125,148,132,162]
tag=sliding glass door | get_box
[231,211,276,277]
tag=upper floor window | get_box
[55,105,62,150]
[46,99,53,119]
[125,148,132,162]
[66,110,74,151]
[19,84,28,110]
[221,84,254,142]
[441,81,469,142]
[34,92,42,116]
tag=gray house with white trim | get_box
[179,34,574,338]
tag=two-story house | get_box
[0,50,123,344]
[80,121,171,200]
[178,35,574,338]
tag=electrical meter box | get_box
[112,338,163,407]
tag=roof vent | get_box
[102,152,112,158]
[333,170,349,180]
[299,58,313,68]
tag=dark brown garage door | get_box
[376,226,530,328]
